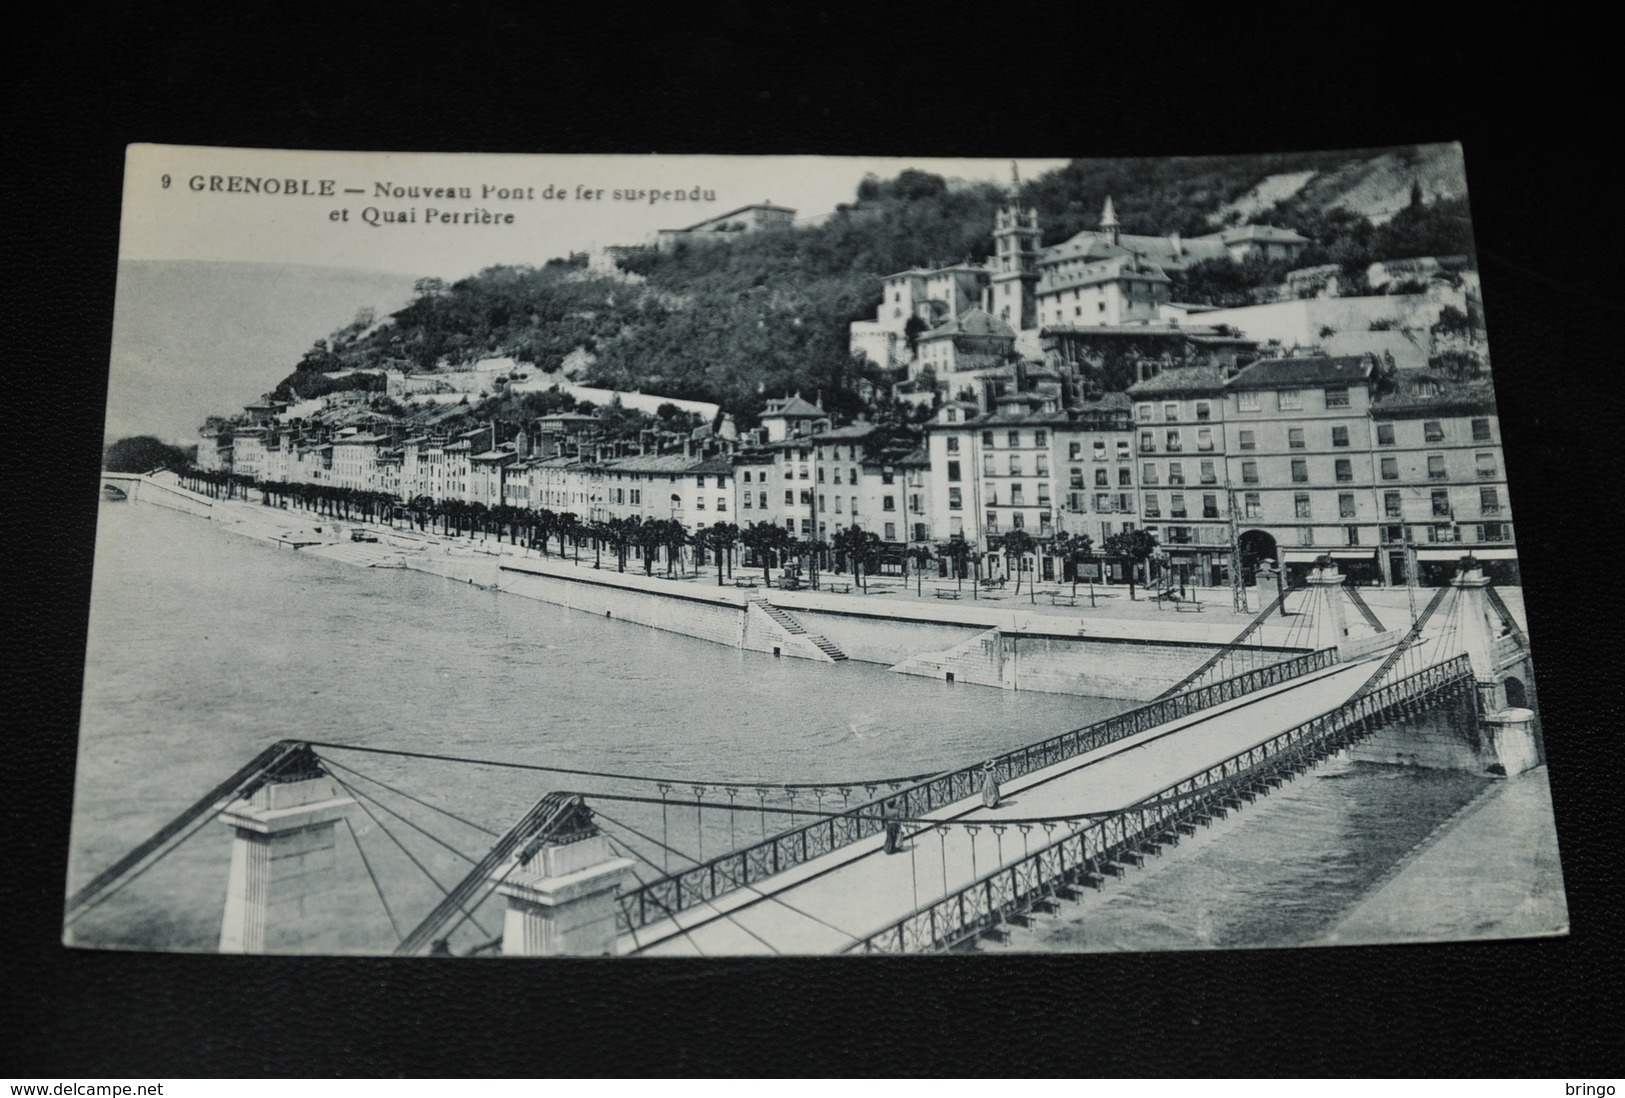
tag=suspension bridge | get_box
[64,558,1539,956]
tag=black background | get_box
[8,3,1619,1078]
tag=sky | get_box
[120,146,1073,281]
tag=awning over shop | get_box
[1414,547,1519,561]
[1281,549,1373,563]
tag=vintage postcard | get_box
[67,143,1567,957]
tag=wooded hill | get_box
[275,146,1476,430]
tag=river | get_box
[67,499,1500,955]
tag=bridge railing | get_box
[614,646,1338,936]
[847,653,1475,954]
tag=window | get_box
[884,522,897,541]
[1325,387,1350,408]
[946,436,960,453]
[1298,526,1315,547]
[1199,460,1216,484]
[947,461,961,482]
[1238,392,1261,412]
[1244,492,1262,518]
[819,495,827,511]
[1037,485,1051,506]
[1291,458,1308,483]
[1383,525,1405,543]
[742,493,752,509]
[1197,428,1214,451]
[1203,494,1219,519]
[1144,492,1160,517]
[1381,457,1399,481]
[948,488,962,510]
[883,495,896,512]
[1008,456,1022,476]
[1288,427,1305,450]
[1331,426,1349,448]
[1169,493,1187,519]
[1339,492,1356,519]
[1116,440,1130,461]
[833,496,842,514]
[880,471,895,486]
[914,523,928,542]
[742,470,752,484]
[1071,467,1086,489]
[1295,494,1312,519]
[817,467,825,483]
[982,431,994,447]
[1118,493,1135,513]
[851,496,858,515]
[1335,459,1353,483]
[1140,431,1155,453]
[800,490,812,506]
[1432,490,1451,517]
[1036,455,1049,477]
[1385,491,1402,518]
[1377,423,1396,446]
[1476,452,1497,478]
[1095,440,1108,460]
[1095,468,1109,487]
[1166,430,1183,452]
[716,498,726,512]
[785,490,794,505]
[1471,418,1492,442]
[1095,493,1112,511]
[1424,421,1445,443]
[983,453,996,476]
[1242,461,1259,484]
[1163,403,1179,422]
[1035,430,1047,446]
[1119,467,1133,487]
[1345,525,1360,547]
[1196,401,1212,421]
[1142,463,1158,486]
[1011,485,1025,506]
[1008,430,1021,448]
[1168,462,1185,485]
[1238,430,1256,451]
[695,496,706,510]
[1011,511,1025,530]
[909,493,923,514]
[1136,403,1154,421]
[1278,389,1303,411]
[1482,522,1509,542]
[758,492,767,509]
[1428,455,1447,480]
[1068,441,1082,460]
[1480,487,1500,514]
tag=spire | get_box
[1010,160,1022,199]
[1100,195,1118,229]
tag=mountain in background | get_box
[105,261,419,444]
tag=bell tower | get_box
[989,163,1041,333]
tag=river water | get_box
[67,500,1495,955]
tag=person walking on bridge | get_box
[981,761,1001,809]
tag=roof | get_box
[1127,364,1230,397]
[882,263,987,282]
[1370,374,1497,418]
[1040,255,1169,293]
[762,394,825,419]
[919,307,1016,341]
[599,453,706,474]
[1216,224,1310,245]
[671,203,796,233]
[812,423,878,442]
[1226,355,1372,390]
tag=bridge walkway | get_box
[621,657,1385,956]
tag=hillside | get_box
[247,145,1473,431]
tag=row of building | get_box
[199,349,1513,589]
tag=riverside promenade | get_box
[109,474,1528,654]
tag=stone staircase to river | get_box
[751,598,848,661]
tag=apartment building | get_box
[1127,365,1234,587]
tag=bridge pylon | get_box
[492,800,635,957]
[1303,562,1353,658]
[217,761,354,954]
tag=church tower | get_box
[988,163,1041,333]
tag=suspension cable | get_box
[343,816,404,945]
[318,753,500,837]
